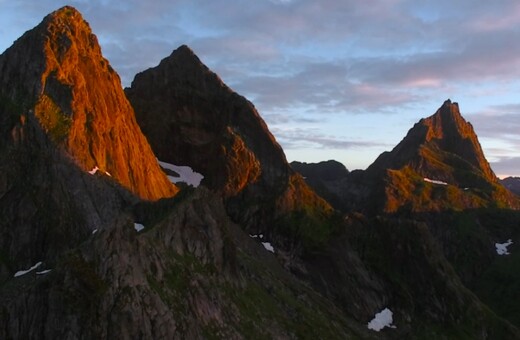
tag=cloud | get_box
[491,157,520,177]
[271,126,386,150]
[469,104,520,141]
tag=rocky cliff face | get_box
[0,6,177,201]
[125,45,332,249]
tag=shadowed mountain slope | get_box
[290,160,349,209]
[125,45,333,252]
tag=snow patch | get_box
[92,229,98,235]
[158,160,204,187]
[88,166,111,177]
[14,261,42,277]
[36,269,52,275]
[368,308,396,331]
[250,234,274,252]
[495,239,513,255]
[424,178,448,185]
[134,223,145,232]
[262,242,275,253]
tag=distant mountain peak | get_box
[369,100,496,183]
[173,44,197,56]
[167,44,202,66]
[355,100,520,212]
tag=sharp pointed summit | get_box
[369,100,497,186]
[292,101,519,213]
[0,6,178,200]
[360,100,519,212]
[126,44,332,248]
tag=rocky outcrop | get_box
[291,160,349,181]
[0,6,177,201]
[291,160,349,209]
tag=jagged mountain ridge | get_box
[0,7,369,339]
[1,6,519,339]
[0,6,177,201]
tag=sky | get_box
[2,1,520,177]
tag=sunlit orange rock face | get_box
[126,45,331,227]
[0,6,177,200]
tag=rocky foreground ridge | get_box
[1,6,519,340]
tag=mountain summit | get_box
[369,99,496,185]
[125,44,286,197]
[126,44,333,249]
[292,100,519,213]
[0,6,177,200]
[364,100,518,212]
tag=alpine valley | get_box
[0,6,519,340]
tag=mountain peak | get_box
[368,100,497,190]
[167,44,204,67]
[0,7,178,200]
[173,44,197,56]
[40,6,95,52]
[421,99,469,142]
[46,5,83,21]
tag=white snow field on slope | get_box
[158,160,204,187]
[368,308,396,331]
